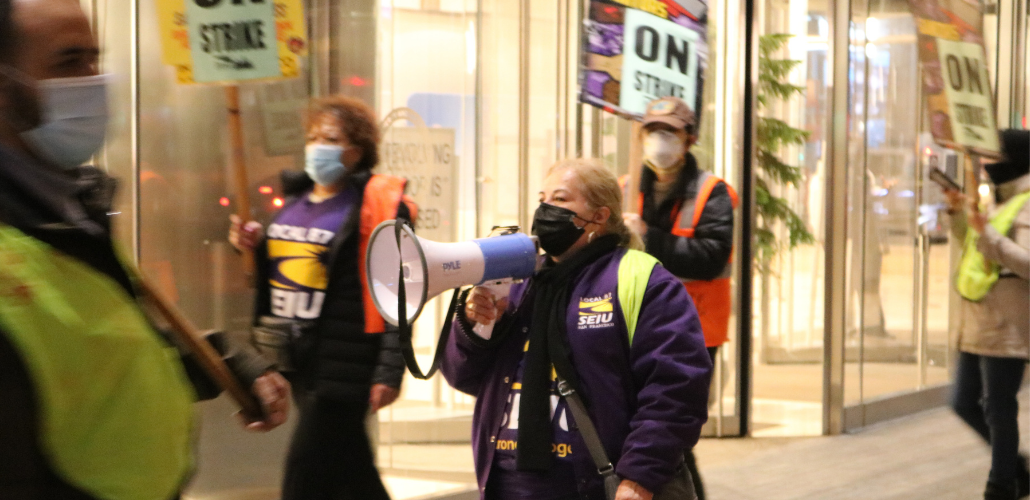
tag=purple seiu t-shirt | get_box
[489,338,579,500]
[265,189,356,320]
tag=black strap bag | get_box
[557,378,698,500]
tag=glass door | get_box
[843,0,962,430]
[750,0,834,437]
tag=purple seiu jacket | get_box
[441,246,712,499]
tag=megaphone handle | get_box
[470,281,512,340]
[472,320,494,339]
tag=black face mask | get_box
[532,203,592,256]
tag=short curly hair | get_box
[306,95,380,172]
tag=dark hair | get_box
[0,0,15,63]
[306,95,380,172]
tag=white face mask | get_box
[643,130,685,173]
[305,144,348,186]
[20,74,110,169]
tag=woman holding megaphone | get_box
[442,159,712,500]
[229,96,416,500]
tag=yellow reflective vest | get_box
[0,224,196,500]
[956,192,1030,301]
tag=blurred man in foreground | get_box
[0,0,289,498]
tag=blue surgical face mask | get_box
[305,144,347,186]
[20,74,110,169]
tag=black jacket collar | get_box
[0,144,113,236]
[0,145,132,295]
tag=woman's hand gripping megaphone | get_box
[466,282,512,340]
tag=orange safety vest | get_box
[622,171,738,347]
[358,174,418,333]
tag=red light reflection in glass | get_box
[219,197,230,207]
[259,186,273,194]
[272,197,284,208]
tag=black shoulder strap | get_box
[557,378,621,500]
[393,218,459,380]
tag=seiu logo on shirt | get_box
[577,293,615,329]
[267,225,336,319]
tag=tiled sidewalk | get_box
[376,397,1029,500]
[184,390,1027,500]
[698,399,1028,500]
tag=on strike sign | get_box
[187,0,279,82]
[936,40,998,153]
[580,0,708,121]
[620,9,703,115]
[908,0,999,156]
[158,0,307,84]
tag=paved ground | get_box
[698,400,1028,500]
[185,390,1028,500]
[378,399,1029,500]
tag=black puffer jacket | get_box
[639,152,735,281]
[253,169,409,402]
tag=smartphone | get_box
[928,167,961,191]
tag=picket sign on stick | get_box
[965,153,979,208]
[155,0,308,410]
[626,121,644,214]
[906,0,1001,159]
[575,1,707,214]
[224,86,254,275]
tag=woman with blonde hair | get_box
[442,159,712,500]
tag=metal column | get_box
[738,0,757,437]
[822,0,852,436]
[518,0,531,230]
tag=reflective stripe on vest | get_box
[0,224,195,500]
[956,191,1030,301]
[671,172,716,238]
[617,249,660,345]
[620,172,739,238]
[657,173,736,345]
[619,172,737,346]
[359,174,418,333]
[670,172,740,238]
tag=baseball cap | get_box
[642,97,697,132]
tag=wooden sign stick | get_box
[625,121,644,213]
[225,85,254,275]
[138,278,264,418]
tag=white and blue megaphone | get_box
[366,221,539,327]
